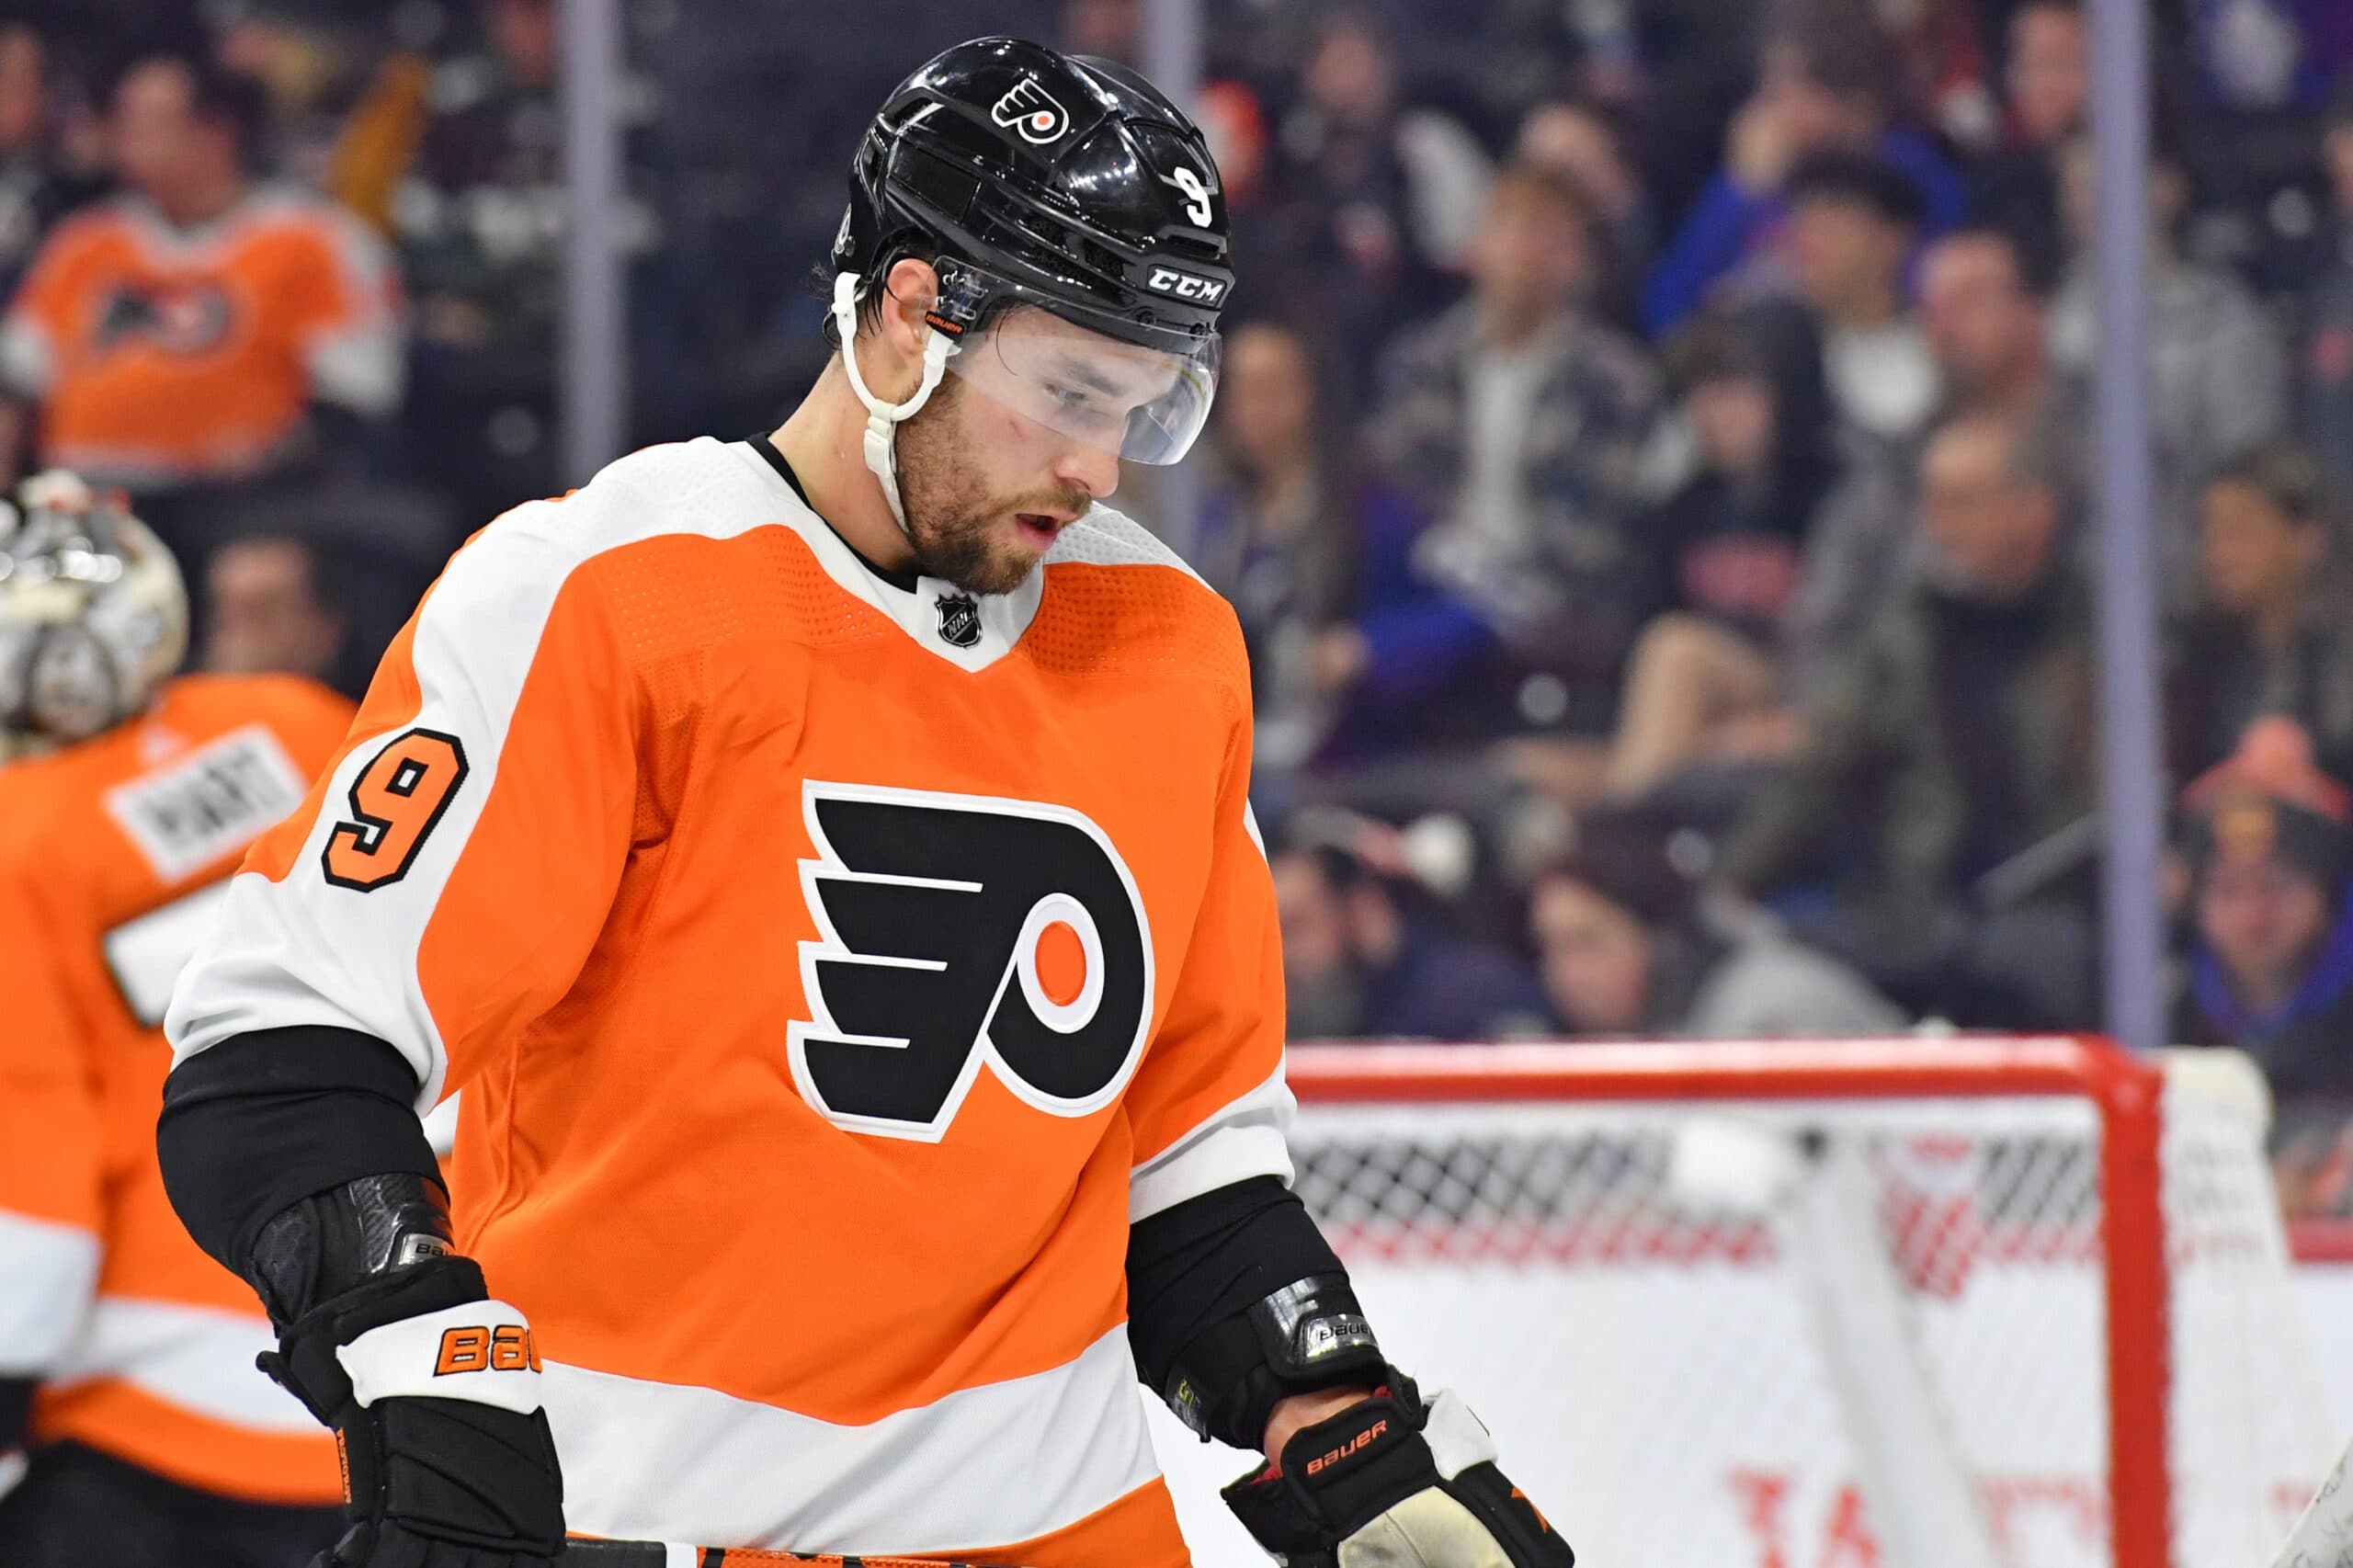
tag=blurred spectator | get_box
[1272,814,1549,1040]
[1059,0,1141,64]
[2176,721,2353,1217]
[1640,0,1966,335]
[1881,0,1998,153]
[2187,0,2353,113]
[1779,221,2074,701]
[201,530,347,686]
[1606,312,1830,801]
[1260,6,1492,376]
[392,0,566,523]
[1781,149,1938,440]
[1919,222,2064,423]
[2050,129,2289,600]
[1970,0,2088,279]
[1718,411,2099,1027]
[0,49,401,583]
[1186,320,1425,793]
[2167,442,2353,778]
[0,23,93,304]
[2301,78,2353,500]
[1516,97,1655,331]
[1362,164,1666,746]
[1529,812,1903,1036]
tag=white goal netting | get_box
[1148,1040,2333,1568]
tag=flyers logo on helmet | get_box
[990,78,1071,145]
[788,782,1154,1141]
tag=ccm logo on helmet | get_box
[1147,267,1227,304]
[991,78,1070,144]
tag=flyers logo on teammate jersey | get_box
[789,781,1154,1141]
[92,280,234,358]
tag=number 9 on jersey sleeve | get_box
[322,727,471,892]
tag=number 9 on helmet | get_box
[0,472,188,755]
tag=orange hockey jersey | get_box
[168,437,1297,1563]
[0,188,401,490]
[0,673,354,1504]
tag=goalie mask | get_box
[0,472,187,751]
[831,36,1233,530]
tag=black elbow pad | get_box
[159,1026,445,1279]
[1127,1177,1389,1449]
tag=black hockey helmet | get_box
[834,36,1233,361]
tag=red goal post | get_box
[1216,1037,2331,1568]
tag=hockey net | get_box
[1171,1039,2330,1568]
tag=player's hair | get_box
[112,48,270,167]
[222,528,353,619]
[2205,440,2334,528]
[1771,0,1898,113]
[1484,161,1603,252]
[809,241,941,350]
[1663,312,1776,393]
[1929,221,2061,301]
[1784,149,1928,231]
[1928,407,2077,525]
[1531,810,1698,934]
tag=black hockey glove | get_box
[259,1254,565,1568]
[1223,1380,1574,1567]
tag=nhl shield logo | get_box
[935,591,983,649]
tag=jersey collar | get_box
[739,436,1047,673]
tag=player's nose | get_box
[1054,440,1120,502]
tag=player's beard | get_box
[893,377,1092,597]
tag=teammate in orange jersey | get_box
[158,39,1574,1568]
[0,473,355,1567]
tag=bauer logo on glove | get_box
[1223,1379,1574,1567]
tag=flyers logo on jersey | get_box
[789,782,1154,1141]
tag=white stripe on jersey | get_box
[46,1297,318,1432]
[1127,1058,1297,1222]
[0,1209,101,1373]
[546,1322,1160,1555]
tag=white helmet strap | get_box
[831,272,956,536]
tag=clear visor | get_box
[941,304,1220,467]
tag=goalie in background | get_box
[0,473,354,1568]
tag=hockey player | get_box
[157,38,1574,1568]
[0,474,355,1567]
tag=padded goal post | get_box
[1148,1037,2336,1568]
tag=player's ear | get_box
[874,257,942,382]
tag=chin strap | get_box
[832,272,957,537]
